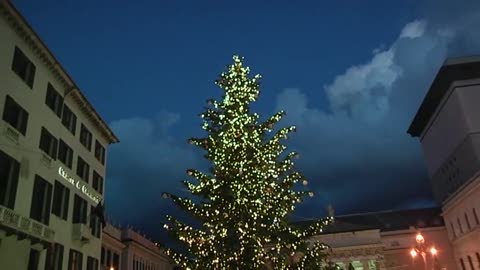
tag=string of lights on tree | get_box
[162,55,333,269]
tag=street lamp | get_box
[409,232,438,270]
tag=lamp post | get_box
[409,232,438,270]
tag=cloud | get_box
[105,0,480,237]
[324,48,400,122]
[400,20,426,39]
[275,0,480,218]
[105,111,201,238]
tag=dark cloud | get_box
[105,112,202,239]
[106,0,480,240]
[277,0,480,218]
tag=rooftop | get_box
[407,56,480,137]
[295,207,444,234]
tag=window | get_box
[3,95,29,135]
[11,46,36,88]
[45,83,63,117]
[39,127,58,159]
[101,247,105,266]
[457,218,464,234]
[90,205,101,238]
[72,194,87,224]
[106,250,111,267]
[30,175,53,225]
[450,222,457,238]
[460,258,466,270]
[468,256,474,270]
[58,140,74,169]
[68,249,83,270]
[52,181,70,220]
[465,213,471,231]
[92,171,103,195]
[0,150,20,209]
[473,208,480,225]
[113,253,119,270]
[27,248,40,270]
[80,124,92,150]
[45,243,64,270]
[95,140,106,165]
[76,156,90,183]
[87,256,99,270]
[62,104,77,135]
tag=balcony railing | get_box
[72,223,92,243]
[0,205,55,242]
[3,124,20,144]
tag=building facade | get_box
[0,0,119,269]
[102,224,125,270]
[408,56,480,270]
[101,224,173,270]
[301,208,456,270]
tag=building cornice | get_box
[122,238,170,261]
[379,225,446,237]
[442,174,480,214]
[103,230,127,250]
[0,0,119,144]
[407,57,480,137]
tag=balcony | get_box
[2,124,20,144]
[0,205,55,245]
[72,223,92,243]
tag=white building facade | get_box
[101,224,173,270]
[0,0,119,269]
[408,56,480,270]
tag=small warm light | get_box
[110,267,114,270]
[416,233,425,244]
[430,247,437,256]
[410,249,418,258]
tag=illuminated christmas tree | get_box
[163,55,332,269]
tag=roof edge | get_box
[407,56,480,137]
[0,0,119,144]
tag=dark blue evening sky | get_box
[15,0,415,124]
[13,0,480,241]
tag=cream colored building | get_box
[101,224,173,270]
[408,56,480,270]
[301,207,456,270]
[0,0,119,269]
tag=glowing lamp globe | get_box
[416,233,425,244]
[430,247,437,256]
[410,249,418,258]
